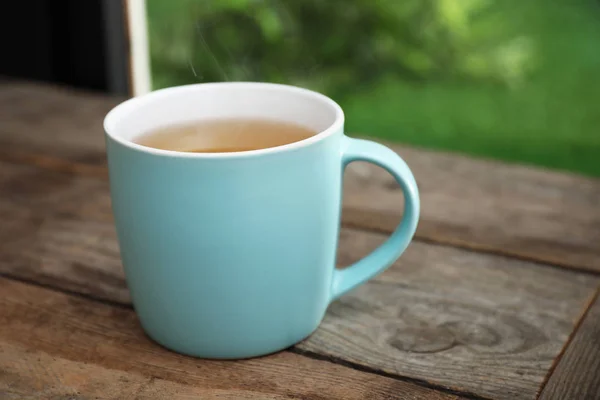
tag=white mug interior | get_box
[103,82,345,158]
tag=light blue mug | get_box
[104,82,419,359]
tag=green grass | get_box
[341,75,600,176]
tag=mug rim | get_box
[104,82,345,159]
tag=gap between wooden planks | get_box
[537,286,600,400]
[0,160,598,399]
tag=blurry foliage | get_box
[147,0,600,177]
[147,0,535,92]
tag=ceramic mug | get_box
[104,82,419,359]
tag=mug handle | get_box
[331,137,420,301]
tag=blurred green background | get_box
[147,0,600,177]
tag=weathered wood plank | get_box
[2,81,600,272]
[0,161,124,302]
[302,229,598,400]
[0,278,460,400]
[0,342,303,400]
[538,288,600,400]
[343,152,600,273]
[0,81,114,164]
[0,161,597,399]
[0,343,149,400]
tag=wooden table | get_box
[0,81,599,400]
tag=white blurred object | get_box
[126,0,152,96]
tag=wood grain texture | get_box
[2,81,600,272]
[0,278,459,400]
[0,81,114,164]
[300,228,599,400]
[538,288,600,400]
[0,161,125,302]
[343,150,600,273]
[0,161,597,399]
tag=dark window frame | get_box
[0,0,132,95]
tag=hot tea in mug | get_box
[104,82,419,359]
[135,118,316,153]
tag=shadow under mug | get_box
[104,82,420,359]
